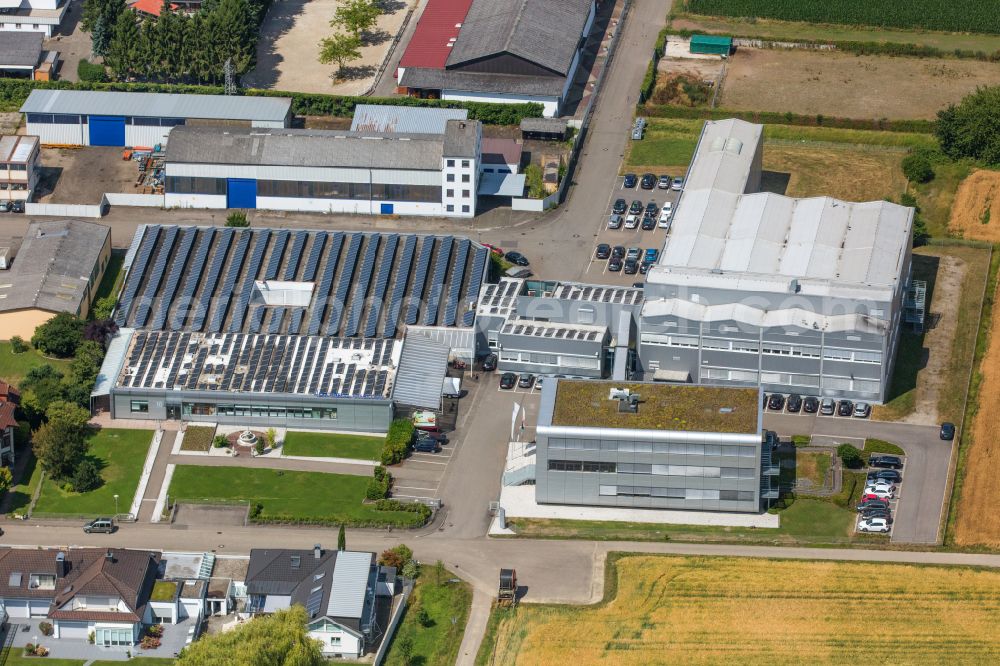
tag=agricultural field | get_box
[479,554,1000,665]
[683,0,1000,34]
[761,144,906,203]
[948,170,1000,242]
[721,49,1000,120]
[670,15,1000,53]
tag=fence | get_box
[25,201,105,218]
[511,192,559,211]
[104,192,164,207]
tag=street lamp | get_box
[113,494,120,518]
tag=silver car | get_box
[819,398,836,415]
[608,214,623,229]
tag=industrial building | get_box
[0,219,111,340]
[0,0,68,36]
[397,0,597,117]
[531,379,774,512]
[0,135,39,204]
[0,32,45,78]
[93,224,490,427]
[640,119,915,403]
[163,120,482,216]
[20,90,291,147]
[350,104,468,134]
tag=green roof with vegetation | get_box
[551,381,759,433]
[151,581,178,602]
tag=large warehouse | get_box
[94,224,490,429]
[163,120,482,217]
[397,0,597,117]
[20,90,291,147]
[639,119,914,403]
[532,379,773,513]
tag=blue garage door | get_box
[380,203,394,214]
[227,179,257,209]
[89,116,126,146]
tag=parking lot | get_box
[583,173,682,285]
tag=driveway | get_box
[764,412,952,544]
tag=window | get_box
[130,400,149,413]
[462,160,470,168]
[599,485,616,496]
[462,189,470,197]
[96,628,133,647]
[446,174,455,182]
[447,159,455,167]
[330,637,342,645]
[462,174,470,183]
[446,189,454,197]
[446,204,454,212]
[548,460,614,473]
[462,205,470,213]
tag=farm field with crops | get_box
[684,0,1000,34]
[479,554,1000,664]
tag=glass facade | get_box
[167,177,441,203]
[95,627,134,646]
[181,402,337,420]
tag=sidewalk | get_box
[137,429,178,522]
[165,453,374,477]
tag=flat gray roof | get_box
[21,89,291,123]
[350,104,468,134]
[0,32,42,68]
[0,219,109,315]
[399,67,566,97]
[392,333,450,410]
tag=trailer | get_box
[498,568,517,607]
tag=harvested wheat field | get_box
[948,170,1000,242]
[482,555,1000,665]
[722,48,1000,119]
[762,146,906,203]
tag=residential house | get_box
[245,546,381,659]
[0,547,161,646]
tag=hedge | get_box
[366,465,392,500]
[251,510,427,528]
[0,79,544,124]
[642,103,936,133]
[375,499,432,522]
[381,418,415,466]
[639,28,670,103]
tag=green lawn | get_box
[92,249,125,305]
[90,659,175,665]
[282,431,383,460]
[626,119,701,171]
[5,447,41,515]
[167,466,423,526]
[0,343,72,388]
[2,656,84,666]
[33,428,153,517]
[385,569,472,666]
[865,439,907,457]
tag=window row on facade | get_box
[547,439,759,457]
[180,402,338,419]
[697,367,881,393]
[548,459,758,478]
[165,176,443,203]
[26,114,185,126]
[499,351,601,370]
[642,333,883,363]
[598,486,755,501]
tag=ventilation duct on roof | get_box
[725,138,743,154]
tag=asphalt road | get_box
[764,412,952,544]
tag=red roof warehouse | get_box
[397,0,474,74]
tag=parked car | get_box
[83,518,115,534]
[518,373,534,389]
[671,176,684,191]
[624,259,639,274]
[631,126,644,140]
[611,245,626,259]
[853,402,871,418]
[482,353,497,372]
[860,493,884,504]
[623,173,638,189]
[595,243,612,260]
[641,215,656,231]
[803,396,819,413]
[608,214,623,229]
[767,394,785,411]
[868,469,902,484]
[863,485,895,500]
[625,213,640,229]
[534,377,544,390]
[645,201,659,216]
[862,510,893,524]
[505,251,529,266]
[837,400,854,417]
[856,498,890,512]
[608,258,623,272]
[612,198,628,215]
[639,261,651,274]
[413,438,440,453]
[659,202,673,227]
[629,200,643,215]
[657,175,671,189]
[499,372,517,390]
[786,394,802,413]
[625,247,641,261]
[940,422,956,441]
[644,248,659,263]
[858,517,891,533]
[483,243,504,257]
[819,398,836,415]
[640,173,656,190]
[869,455,903,469]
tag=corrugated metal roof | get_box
[20,89,291,123]
[399,0,475,70]
[683,118,762,194]
[91,328,134,397]
[691,34,733,47]
[327,551,372,619]
[478,172,525,196]
[392,333,451,409]
[350,104,467,134]
[399,66,565,96]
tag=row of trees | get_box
[82,0,264,83]
[319,0,383,78]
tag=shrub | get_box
[366,475,390,500]
[23,644,34,655]
[902,152,935,183]
[254,438,265,456]
[249,502,263,519]
[381,419,414,465]
[417,604,432,627]
[181,426,216,452]
[9,336,27,353]
[213,435,229,448]
[39,621,53,636]
[71,458,103,493]
[77,59,107,83]
[379,543,414,569]
[88,631,95,644]
[226,211,249,227]
[403,559,420,580]
[837,443,864,469]
[147,624,164,638]
[524,163,545,198]
[375,499,432,523]
[140,635,161,649]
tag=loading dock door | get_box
[227,178,257,209]
[88,116,126,146]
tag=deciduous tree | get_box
[331,0,381,41]
[937,85,1000,166]
[176,607,323,666]
[31,313,84,359]
[318,32,362,78]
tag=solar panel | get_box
[288,307,304,335]
[380,340,393,366]
[382,235,416,337]
[187,229,231,331]
[363,234,398,337]
[344,234,381,337]
[327,233,363,335]
[305,584,324,619]
[405,237,435,326]
[283,230,308,280]
[264,229,290,281]
[133,225,180,327]
[464,246,489,312]
[116,226,162,326]
[443,238,470,326]
[248,308,264,333]
[423,236,453,325]
[268,307,285,334]
[151,227,197,330]
[302,231,327,281]
[306,232,343,335]
[363,370,377,396]
[229,230,271,333]
[207,229,252,333]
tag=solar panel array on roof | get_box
[117,227,488,338]
[552,283,644,306]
